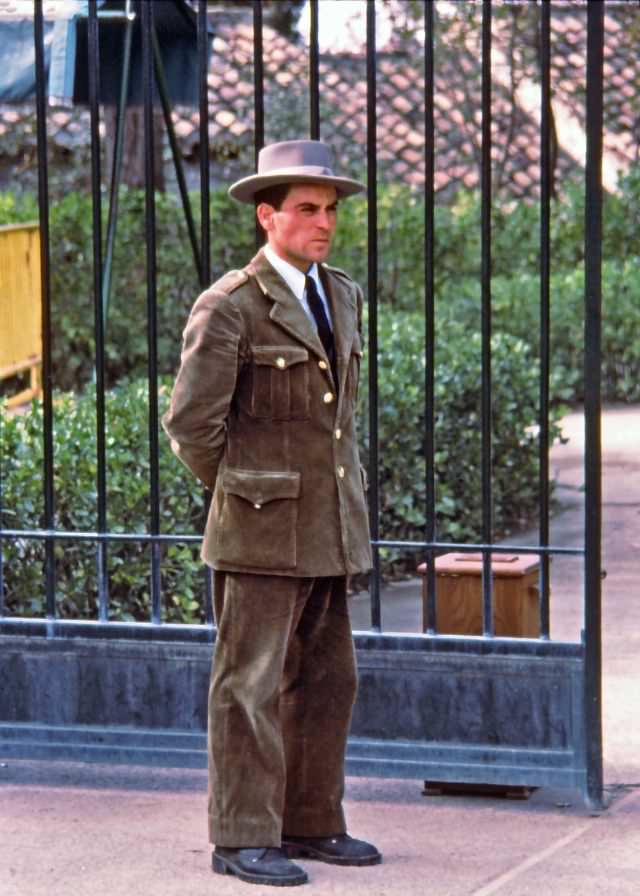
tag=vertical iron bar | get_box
[151,26,202,276]
[583,0,604,811]
[141,0,162,624]
[34,0,56,624]
[366,0,381,631]
[538,0,551,638]
[480,0,494,636]
[198,0,211,289]
[102,7,134,328]
[253,0,265,248]
[309,0,320,139]
[253,0,265,156]
[423,0,437,633]
[198,0,214,628]
[88,1,109,622]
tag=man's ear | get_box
[256,202,275,233]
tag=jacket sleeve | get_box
[162,288,244,491]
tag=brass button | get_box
[323,392,334,404]
[318,359,328,371]
[276,357,286,369]
[253,503,262,510]
[335,429,342,440]
[337,465,345,479]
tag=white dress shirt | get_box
[263,244,333,333]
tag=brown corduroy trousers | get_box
[208,571,358,847]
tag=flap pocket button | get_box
[276,357,286,369]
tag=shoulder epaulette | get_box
[322,263,354,283]
[214,269,249,295]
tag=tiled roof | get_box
[549,9,639,179]
[0,5,637,199]
[173,8,638,198]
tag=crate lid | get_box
[420,552,541,578]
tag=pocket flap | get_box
[222,469,301,505]
[253,346,309,369]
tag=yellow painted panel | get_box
[0,222,42,403]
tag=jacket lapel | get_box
[248,250,326,361]
[320,264,357,396]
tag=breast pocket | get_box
[248,346,310,421]
[217,468,301,570]
[344,332,363,413]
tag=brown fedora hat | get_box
[228,139,365,204]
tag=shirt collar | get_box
[263,244,311,302]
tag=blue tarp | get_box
[0,0,212,106]
[0,17,55,102]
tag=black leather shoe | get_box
[212,847,308,887]
[282,833,382,866]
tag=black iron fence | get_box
[0,0,604,805]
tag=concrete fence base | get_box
[0,633,587,798]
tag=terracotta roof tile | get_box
[404,148,422,166]
[0,7,637,198]
[174,120,193,138]
[229,120,249,138]
[391,94,414,116]
[215,110,235,128]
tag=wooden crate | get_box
[0,222,42,407]
[419,552,542,637]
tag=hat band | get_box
[257,165,336,178]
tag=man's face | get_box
[257,183,339,272]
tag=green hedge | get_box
[2,171,638,403]
[2,311,564,616]
[333,174,640,404]
[433,256,640,404]
[1,381,207,622]
[357,308,565,574]
[332,168,640,300]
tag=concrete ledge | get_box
[0,633,588,799]
[0,721,207,767]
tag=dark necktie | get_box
[305,274,334,361]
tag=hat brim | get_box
[228,171,366,204]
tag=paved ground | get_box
[2,405,639,895]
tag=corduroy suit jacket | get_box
[162,249,372,578]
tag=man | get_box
[163,140,380,887]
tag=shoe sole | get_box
[212,853,309,886]
[282,844,382,867]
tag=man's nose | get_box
[315,210,332,230]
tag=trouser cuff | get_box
[282,806,346,839]
[210,818,281,849]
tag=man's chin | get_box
[309,244,331,263]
